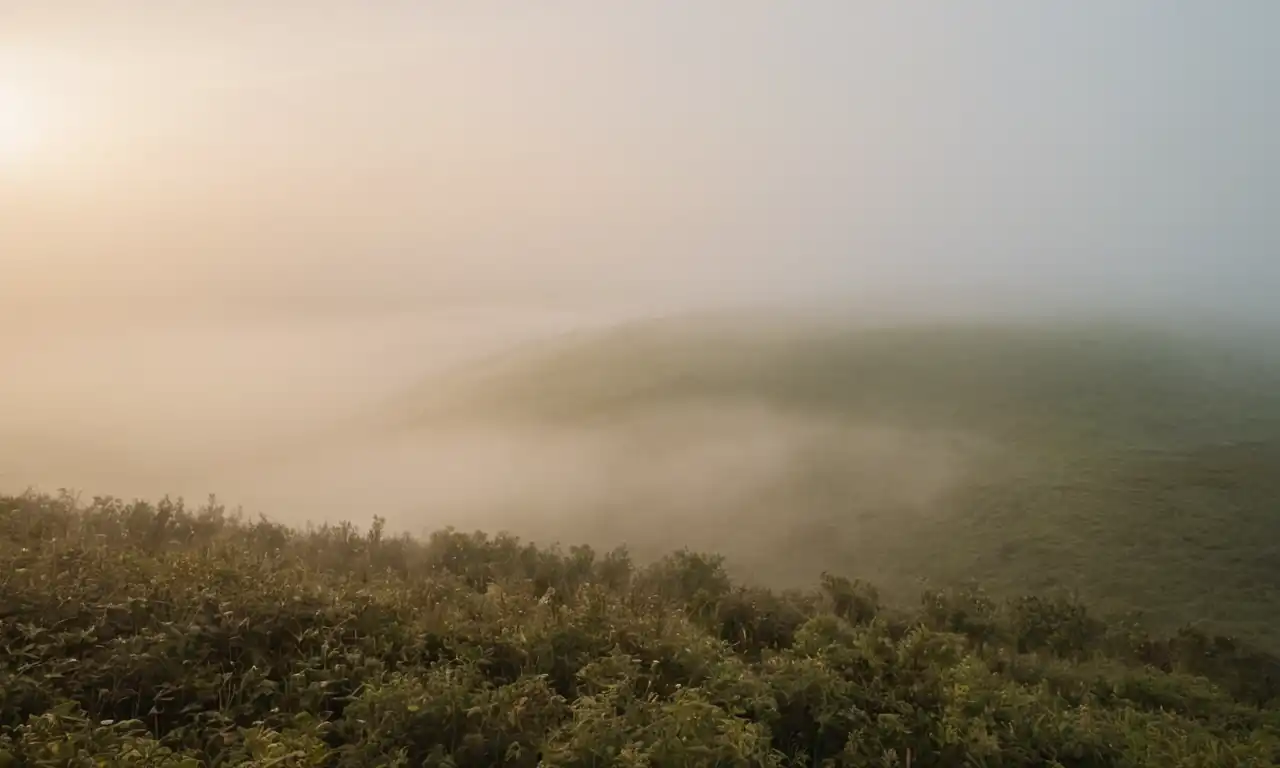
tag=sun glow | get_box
[0,83,42,165]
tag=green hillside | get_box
[407,318,1280,445]
[395,317,1280,648]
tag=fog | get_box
[2,5,1278,572]
[6,3,1278,316]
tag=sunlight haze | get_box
[2,2,1276,317]
[5,7,1280,760]
[2,2,1279,535]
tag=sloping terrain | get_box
[391,316,1280,647]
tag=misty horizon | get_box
[2,3,1279,546]
[3,3,1278,323]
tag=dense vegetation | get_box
[3,491,1279,766]
[392,319,1280,649]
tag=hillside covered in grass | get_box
[3,491,1280,767]
[403,317,1280,447]
[388,317,1280,649]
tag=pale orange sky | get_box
[2,2,1277,319]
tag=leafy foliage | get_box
[2,491,1279,766]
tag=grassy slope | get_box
[399,316,1280,647]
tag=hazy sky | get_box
[3,2,1277,318]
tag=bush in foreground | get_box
[1,491,1278,766]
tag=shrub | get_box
[2,491,1278,766]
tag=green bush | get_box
[2,491,1278,766]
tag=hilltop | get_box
[388,315,1280,647]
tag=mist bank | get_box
[5,308,1279,630]
[5,306,1277,499]
[0,303,610,497]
